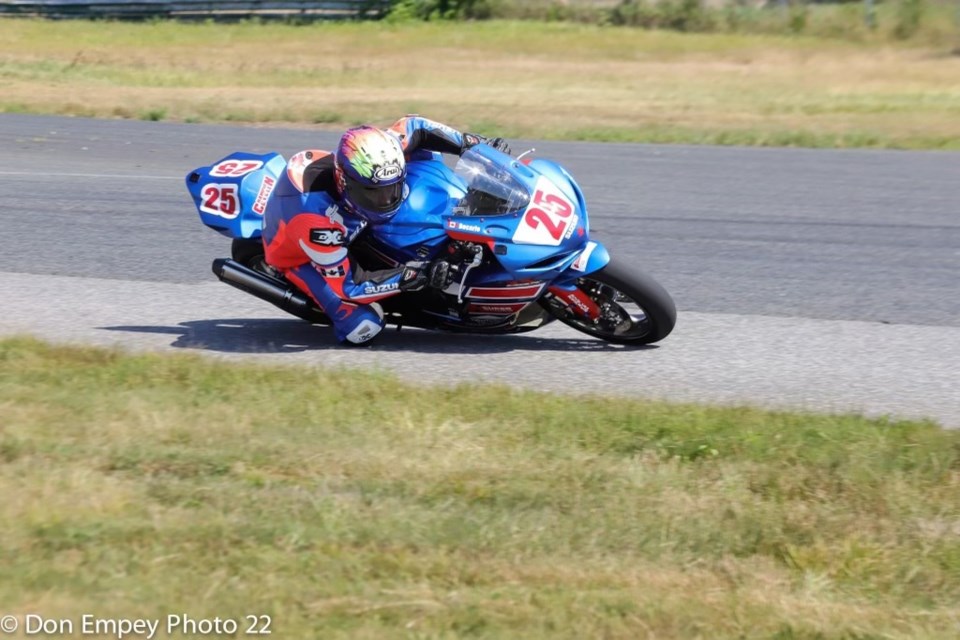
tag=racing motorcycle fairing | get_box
[552,240,611,286]
[368,157,467,261]
[441,145,610,281]
[350,145,617,331]
[190,143,631,335]
[186,152,285,240]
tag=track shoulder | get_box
[2,271,956,428]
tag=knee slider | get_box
[344,318,383,344]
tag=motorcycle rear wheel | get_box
[544,260,676,345]
[231,237,270,272]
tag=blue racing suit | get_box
[261,116,486,344]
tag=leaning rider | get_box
[261,115,511,345]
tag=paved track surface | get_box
[1,115,957,426]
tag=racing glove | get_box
[486,137,512,155]
[398,259,452,292]
[399,263,428,292]
[463,133,512,156]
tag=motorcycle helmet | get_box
[334,126,407,224]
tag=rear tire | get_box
[231,237,269,271]
[543,260,676,345]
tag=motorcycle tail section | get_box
[186,152,285,240]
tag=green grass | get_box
[1,19,960,149]
[1,336,958,638]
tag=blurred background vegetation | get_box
[384,0,960,45]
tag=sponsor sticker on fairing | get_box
[571,241,598,272]
[210,159,263,177]
[467,302,528,315]
[465,283,545,300]
[513,177,579,247]
[199,183,239,219]
[251,176,276,215]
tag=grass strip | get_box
[2,20,960,149]
[1,336,958,638]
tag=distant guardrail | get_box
[0,0,391,20]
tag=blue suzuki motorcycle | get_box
[186,144,675,345]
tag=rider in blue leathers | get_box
[261,116,510,344]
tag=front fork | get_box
[546,284,602,321]
[544,240,611,322]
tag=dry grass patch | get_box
[2,20,959,148]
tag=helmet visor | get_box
[346,175,404,214]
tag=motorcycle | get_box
[186,144,676,345]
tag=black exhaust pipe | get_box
[212,259,329,324]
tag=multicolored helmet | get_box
[334,126,407,224]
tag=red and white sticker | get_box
[512,177,579,247]
[465,283,545,300]
[251,175,276,215]
[548,286,602,320]
[210,160,263,178]
[571,241,598,272]
[199,183,239,219]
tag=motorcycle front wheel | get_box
[542,260,677,345]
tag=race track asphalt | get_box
[1,115,957,426]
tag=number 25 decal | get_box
[200,184,239,219]
[525,189,573,241]
[513,180,578,246]
[210,160,263,177]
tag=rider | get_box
[261,115,511,345]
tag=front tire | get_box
[543,260,676,345]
